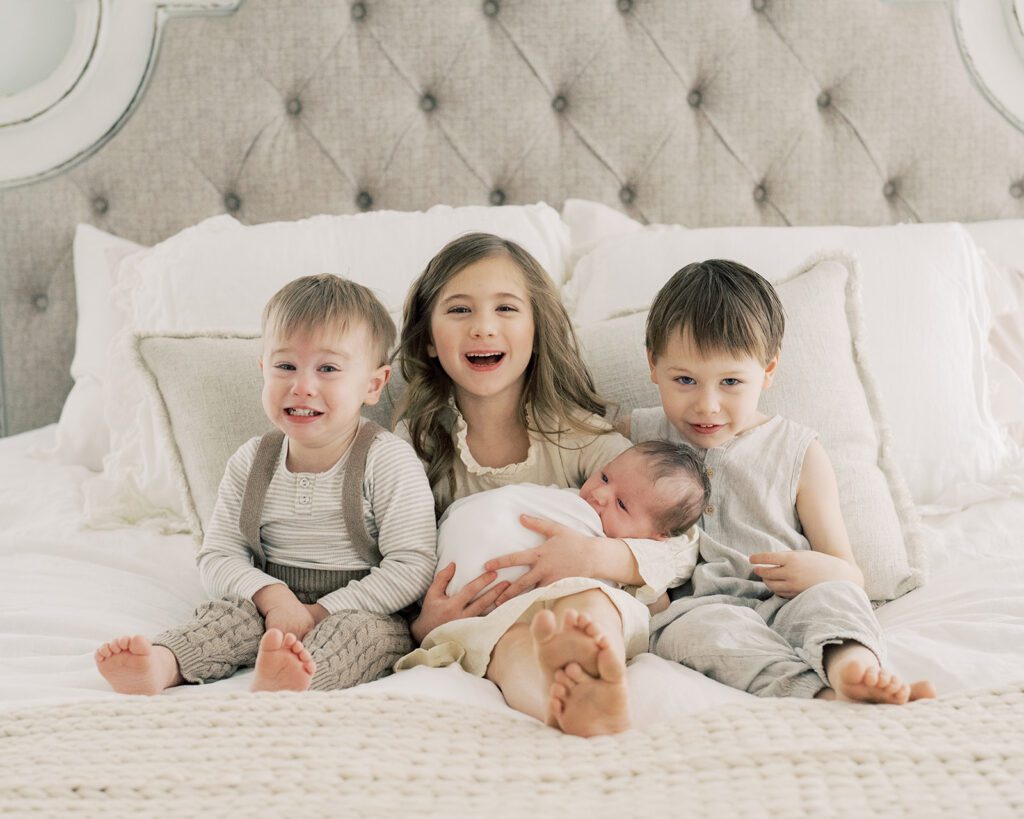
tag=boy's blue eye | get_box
[722,378,740,386]
[676,376,695,385]
[275,363,296,371]
[319,365,339,373]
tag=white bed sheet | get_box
[2,426,1023,724]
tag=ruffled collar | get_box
[450,399,539,477]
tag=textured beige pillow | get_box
[576,254,926,602]
[133,333,405,541]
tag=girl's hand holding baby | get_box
[749,551,864,598]
[411,563,511,644]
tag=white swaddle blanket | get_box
[436,484,609,595]
[396,484,651,676]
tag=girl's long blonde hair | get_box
[395,232,610,511]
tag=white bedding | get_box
[2,426,1023,722]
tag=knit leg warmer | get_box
[305,611,413,692]
[153,595,264,684]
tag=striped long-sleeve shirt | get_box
[197,431,437,614]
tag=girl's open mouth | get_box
[465,352,505,370]
[690,423,724,436]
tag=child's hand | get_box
[410,563,511,644]
[263,598,316,639]
[304,603,329,628]
[749,551,862,598]
[485,515,596,606]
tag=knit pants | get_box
[154,574,412,691]
[651,580,884,699]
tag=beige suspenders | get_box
[237,420,385,570]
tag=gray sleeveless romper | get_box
[631,409,884,699]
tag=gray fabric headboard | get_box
[1,0,1023,437]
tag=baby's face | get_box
[579,448,674,540]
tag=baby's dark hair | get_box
[262,273,395,366]
[645,259,785,365]
[630,440,711,536]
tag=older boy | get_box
[625,259,934,704]
[96,275,436,694]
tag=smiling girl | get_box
[393,233,700,735]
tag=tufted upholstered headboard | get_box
[1,0,1023,437]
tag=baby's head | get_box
[645,259,784,449]
[579,441,711,540]
[260,274,395,445]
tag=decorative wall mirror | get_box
[0,0,240,188]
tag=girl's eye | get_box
[676,376,695,385]
[275,363,296,371]
[722,378,741,386]
[497,305,518,312]
[447,306,470,314]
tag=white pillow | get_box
[43,225,145,471]
[966,221,1024,444]
[577,254,925,602]
[565,214,1015,506]
[133,332,407,540]
[83,204,569,530]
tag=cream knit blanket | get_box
[2,685,1022,817]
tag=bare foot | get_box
[531,608,602,676]
[251,629,316,693]
[94,635,181,695]
[548,641,631,737]
[909,680,937,701]
[830,660,922,704]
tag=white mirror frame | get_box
[0,0,240,189]
[888,0,1024,134]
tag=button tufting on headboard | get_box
[32,294,49,312]
[2,0,1024,438]
[883,181,899,200]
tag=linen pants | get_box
[651,580,884,698]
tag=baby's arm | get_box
[750,439,864,596]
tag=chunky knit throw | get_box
[2,684,1022,816]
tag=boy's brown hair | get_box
[630,440,711,536]
[645,259,785,365]
[262,274,395,366]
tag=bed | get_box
[2,1,1024,815]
